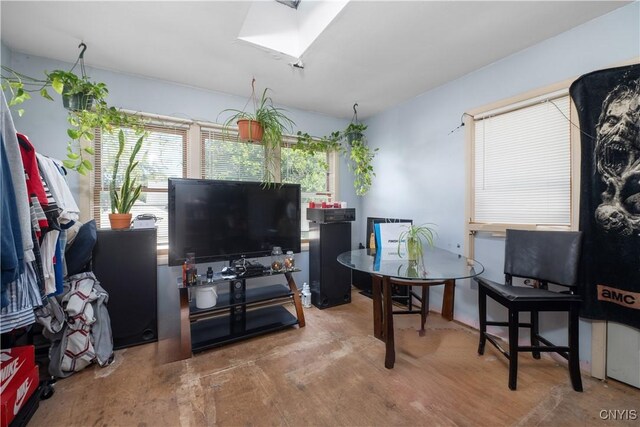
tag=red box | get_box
[0,364,39,427]
[1,346,35,393]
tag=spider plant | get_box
[398,223,437,260]
[221,85,295,185]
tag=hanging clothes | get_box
[1,93,34,262]
[1,136,24,306]
[19,133,50,233]
[1,92,42,331]
[36,153,80,223]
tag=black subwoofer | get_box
[308,221,352,309]
[93,228,158,349]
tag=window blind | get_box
[201,127,265,182]
[94,122,188,246]
[473,95,570,225]
[200,129,337,238]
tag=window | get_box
[201,127,337,239]
[92,118,337,253]
[201,127,265,182]
[281,138,336,239]
[93,121,188,248]
[469,90,572,229]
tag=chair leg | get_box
[419,285,429,336]
[568,304,583,392]
[531,310,541,359]
[478,286,486,355]
[508,309,519,390]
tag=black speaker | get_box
[93,228,158,349]
[308,221,352,309]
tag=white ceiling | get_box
[0,1,629,119]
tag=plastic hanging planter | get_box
[62,90,94,112]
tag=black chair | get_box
[475,229,583,391]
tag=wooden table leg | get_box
[371,275,383,340]
[419,285,429,336]
[383,275,395,369]
[285,272,305,327]
[442,279,455,321]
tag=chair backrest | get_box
[504,229,583,287]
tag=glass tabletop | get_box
[337,247,484,281]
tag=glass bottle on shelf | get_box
[284,251,295,271]
[301,282,311,308]
[271,246,284,272]
[186,252,197,285]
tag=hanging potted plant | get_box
[109,130,145,229]
[46,69,108,112]
[220,79,295,184]
[294,104,378,196]
[397,223,437,260]
[1,43,145,175]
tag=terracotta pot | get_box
[109,213,132,230]
[237,119,264,142]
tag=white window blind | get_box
[94,123,188,246]
[473,95,570,225]
[200,129,337,239]
[201,127,265,182]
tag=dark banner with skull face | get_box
[569,64,640,329]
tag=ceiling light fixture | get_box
[276,0,301,10]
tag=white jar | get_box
[195,285,218,309]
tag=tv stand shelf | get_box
[158,270,305,361]
[189,284,293,316]
[191,305,298,352]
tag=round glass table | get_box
[337,247,484,368]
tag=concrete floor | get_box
[32,290,639,426]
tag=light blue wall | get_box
[1,42,10,67]
[362,3,640,367]
[3,50,360,293]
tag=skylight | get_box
[275,0,301,9]
[238,1,349,60]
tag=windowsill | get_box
[156,241,310,266]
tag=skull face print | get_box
[593,78,640,235]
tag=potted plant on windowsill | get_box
[397,223,437,260]
[109,129,145,229]
[220,80,295,185]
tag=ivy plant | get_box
[1,66,144,175]
[294,122,378,196]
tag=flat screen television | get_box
[168,178,301,266]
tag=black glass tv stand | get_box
[162,269,306,360]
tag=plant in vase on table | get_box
[108,129,146,229]
[397,223,437,260]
